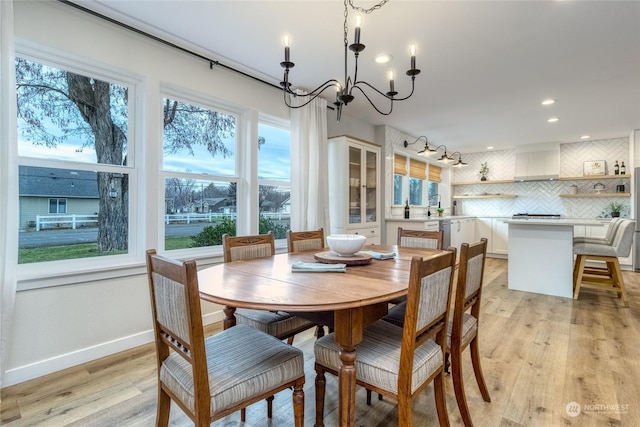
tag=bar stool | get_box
[573,217,623,245]
[572,219,634,307]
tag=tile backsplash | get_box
[451,137,630,218]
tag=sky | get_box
[18,122,291,182]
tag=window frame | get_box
[257,114,292,245]
[15,42,143,290]
[159,84,245,259]
[48,198,67,214]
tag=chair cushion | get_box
[446,312,478,350]
[160,324,304,414]
[382,301,406,327]
[573,242,617,257]
[314,319,442,394]
[235,308,314,338]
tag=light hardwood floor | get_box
[2,258,640,426]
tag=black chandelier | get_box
[280,0,420,121]
[404,136,468,167]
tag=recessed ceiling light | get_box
[375,53,392,64]
[547,117,559,123]
[542,99,556,106]
[487,146,494,150]
[580,135,590,139]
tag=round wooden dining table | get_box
[197,244,446,427]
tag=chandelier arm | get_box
[283,79,342,97]
[350,85,393,115]
[283,81,342,109]
[352,76,416,102]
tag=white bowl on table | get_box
[326,234,367,257]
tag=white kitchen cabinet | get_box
[475,218,493,252]
[450,218,476,252]
[328,136,381,244]
[491,217,509,255]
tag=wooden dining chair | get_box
[444,238,491,427]
[287,227,325,252]
[390,227,446,305]
[314,249,457,427]
[287,228,330,338]
[145,249,305,427]
[222,232,316,344]
[397,227,444,249]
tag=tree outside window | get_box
[16,57,132,263]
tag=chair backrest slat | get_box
[287,228,325,253]
[612,219,635,257]
[399,249,456,385]
[223,232,276,262]
[452,238,488,346]
[397,227,444,250]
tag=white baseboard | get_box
[2,310,225,388]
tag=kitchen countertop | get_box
[385,216,475,222]
[505,218,608,226]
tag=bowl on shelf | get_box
[326,234,367,257]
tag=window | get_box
[428,164,442,206]
[394,153,431,206]
[258,120,291,239]
[161,93,239,250]
[409,158,427,206]
[393,154,406,205]
[48,198,67,214]
[16,55,134,264]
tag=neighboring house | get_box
[18,166,99,230]
[280,197,291,214]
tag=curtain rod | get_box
[57,0,284,93]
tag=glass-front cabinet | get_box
[329,136,380,243]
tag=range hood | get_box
[513,142,560,181]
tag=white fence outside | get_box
[35,214,98,231]
[33,212,290,230]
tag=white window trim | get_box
[15,42,144,290]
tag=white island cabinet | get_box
[507,218,606,298]
[328,136,381,244]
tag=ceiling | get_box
[71,0,640,154]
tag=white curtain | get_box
[0,0,19,388]
[290,90,329,232]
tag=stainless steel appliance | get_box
[633,168,640,271]
[439,219,451,248]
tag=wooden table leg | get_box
[334,308,364,427]
[223,305,236,330]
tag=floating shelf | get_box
[451,179,514,185]
[452,194,518,199]
[559,193,630,198]
[452,176,631,186]
[558,175,630,181]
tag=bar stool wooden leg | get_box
[573,254,586,298]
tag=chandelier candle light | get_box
[280,0,421,121]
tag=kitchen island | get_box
[506,218,606,298]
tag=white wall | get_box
[4,0,290,387]
[6,0,377,387]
